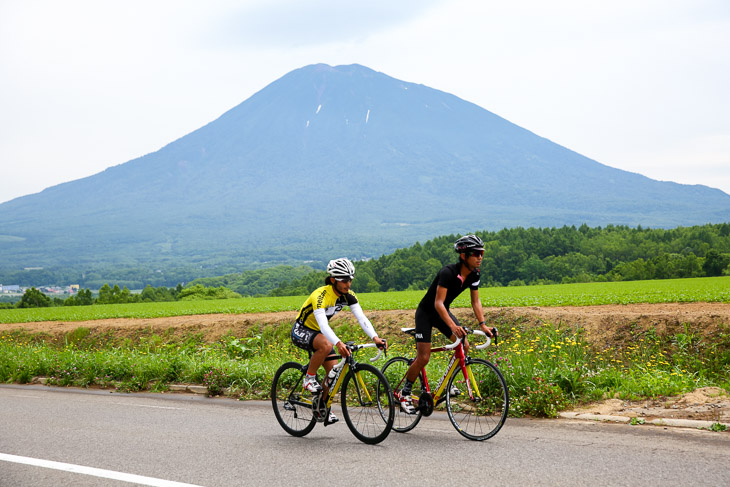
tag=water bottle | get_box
[324,365,338,388]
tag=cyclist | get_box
[398,234,495,414]
[291,257,387,423]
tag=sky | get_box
[1,0,729,204]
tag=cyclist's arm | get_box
[350,302,386,348]
[350,302,377,339]
[470,287,492,337]
[435,285,465,338]
[313,308,341,347]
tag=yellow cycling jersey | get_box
[296,284,359,332]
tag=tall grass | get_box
[2,318,729,417]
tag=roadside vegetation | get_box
[1,279,729,419]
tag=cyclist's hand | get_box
[451,325,466,338]
[336,341,350,358]
[374,336,387,351]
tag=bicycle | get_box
[271,341,395,445]
[381,326,509,441]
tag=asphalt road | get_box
[2,384,729,487]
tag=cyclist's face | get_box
[333,277,352,294]
[466,250,482,269]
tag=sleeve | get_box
[437,266,455,288]
[470,271,481,289]
[313,308,340,345]
[350,302,377,339]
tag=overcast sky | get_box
[1,0,729,205]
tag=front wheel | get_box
[341,363,394,444]
[271,362,317,437]
[446,358,509,441]
[381,356,423,433]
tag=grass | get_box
[1,275,729,419]
[2,317,729,418]
[1,276,729,324]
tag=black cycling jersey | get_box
[418,262,480,313]
[413,262,480,343]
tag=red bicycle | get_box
[381,326,508,441]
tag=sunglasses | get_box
[335,277,353,283]
[468,250,484,257]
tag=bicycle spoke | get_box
[446,358,509,441]
[271,362,317,437]
[341,364,394,444]
[381,356,423,433]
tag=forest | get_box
[2,223,729,302]
[270,223,730,296]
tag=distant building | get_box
[1,285,20,293]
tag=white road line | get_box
[111,402,183,410]
[0,453,203,487]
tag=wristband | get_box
[478,321,486,326]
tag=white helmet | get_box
[327,258,355,280]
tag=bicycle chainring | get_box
[418,392,434,416]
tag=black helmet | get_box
[454,234,484,253]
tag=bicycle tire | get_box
[341,363,394,444]
[271,361,317,437]
[446,358,509,441]
[381,356,423,433]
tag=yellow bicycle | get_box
[271,341,395,444]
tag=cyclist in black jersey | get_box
[398,234,496,414]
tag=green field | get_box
[1,276,729,324]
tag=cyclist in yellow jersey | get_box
[291,258,387,423]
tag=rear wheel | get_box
[271,362,317,437]
[381,356,423,433]
[446,358,509,441]
[341,363,394,444]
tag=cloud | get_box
[206,0,444,48]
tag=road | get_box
[2,384,729,486]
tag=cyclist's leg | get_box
[405,307,435,382]
[291,321,326,393]
[308,333,333,376]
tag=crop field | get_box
[1,276,729,324]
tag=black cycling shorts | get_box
[291,321,319,351]
[414,307,461,343]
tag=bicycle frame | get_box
[299,343,384,423]
[408,328,492,408]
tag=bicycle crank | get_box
[418,392,434,416]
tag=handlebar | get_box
[445,327,497,350]
[344,342,386,363]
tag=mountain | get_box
[1,63,728,277]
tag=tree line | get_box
[271,223,730,295]
[2,282,251,309]
[3,223,729,308]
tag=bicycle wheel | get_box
[446,358,509,441]
[381,356,423,433]
[341,363,394,444]
[271,362,317,437]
